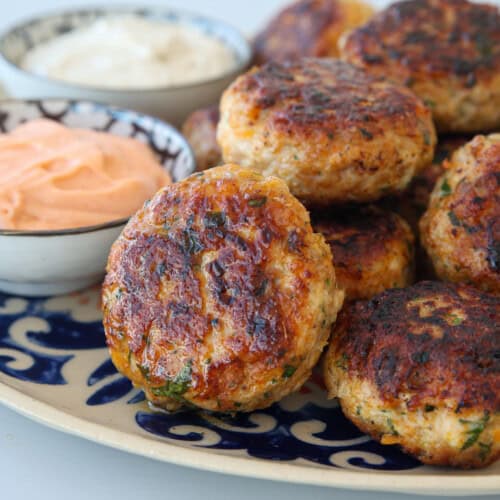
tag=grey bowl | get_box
[0,6,252,126]
[0,98,195,296]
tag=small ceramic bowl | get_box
[0,98,195,297]
[0,6,252,126]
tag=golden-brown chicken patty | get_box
[420,134,500,295]
[340,0,500,133]
[253,0,374,65]
[324,281,500,468]
[218,58,436,205]
[312,205,415,300]
[102,164,344,413]
[181,105,222,171]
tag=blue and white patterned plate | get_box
[0,288,498,496]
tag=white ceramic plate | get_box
[0,288,498,497]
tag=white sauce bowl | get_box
[0,7,252,126]
[0,99,196,296]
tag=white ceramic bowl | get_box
[0,6,252,126]
[0,98,195,297]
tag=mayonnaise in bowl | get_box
[21,15,238,90]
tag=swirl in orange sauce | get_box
[0,119,171,230]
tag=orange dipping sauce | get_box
[0,119,172,230]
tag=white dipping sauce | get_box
[22,15,237,89]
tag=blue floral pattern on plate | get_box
[0,288,421,471]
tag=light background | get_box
[0,1,498,499]
[0,0,388,37]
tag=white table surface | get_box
[1,402,492,500]
[0,1,498,499]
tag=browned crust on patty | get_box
[340,0,500,132]
[218,58,436,204]
[239,58,433,141]
[253,0,373,64]
[420,135,500,294]
[254,0,341,64]
[312,205,415,300]
[331,281,499,413]
[343,0,500,80]
[102,165,341,412]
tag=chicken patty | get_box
[218,58,436,205]
[102,164,344,413]
[312,205,415,300]
[324,281,500,468]
[253,0,374,65]
[420,134,500,295]
[340,0,500,133]
[181,105,222,171]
